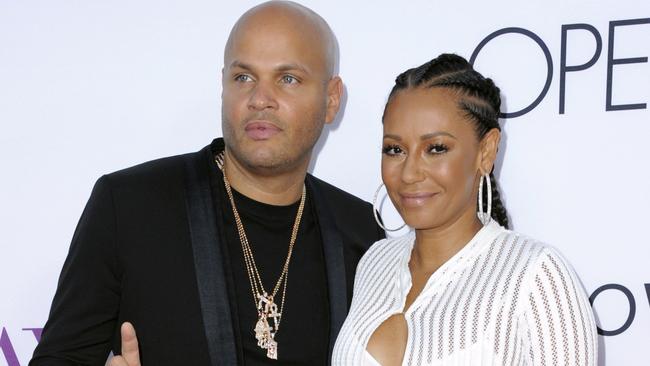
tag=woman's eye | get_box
[382,145,404,156]
[428,144,448,154]
[281,75,299,84]
[234,74,253,82]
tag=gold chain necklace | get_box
[215,152,306,360]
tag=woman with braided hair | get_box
[333,54,597,365]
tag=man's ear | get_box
[325,76,343,124]
[221,67,225,98]
[478,128,501,174]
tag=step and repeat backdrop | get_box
[1,0,648,364]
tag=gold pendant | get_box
[266,336,278,359]
[254,293,280,359]
[254,316,271,346]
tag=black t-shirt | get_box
[212,167,330,365]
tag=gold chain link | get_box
[216,151,305,333]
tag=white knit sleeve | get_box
[520,246,598,366]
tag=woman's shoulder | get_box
[364,232,414,259]
[497,228,583,291]
[495,227,569,264]
[355,233,414,275]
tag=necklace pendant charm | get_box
[257,292,271,311]
[254,314,279,360]
[254,315,272,348]
[254,293,281,360]
[266,337,278,360]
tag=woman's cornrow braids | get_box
[383,53,510,228]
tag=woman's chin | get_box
[402,216,442,231]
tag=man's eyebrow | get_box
[229,60,252,70]
[275,63,310,74]
[228,61,310,74]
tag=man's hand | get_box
[108,322,141,366]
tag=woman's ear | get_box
[479,128,501,174]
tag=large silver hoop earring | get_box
[477,173,492,225]
[373,183,406,232]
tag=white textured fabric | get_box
[333,220,598,365]
[363,350,382,366]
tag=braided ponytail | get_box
[486,172,509,229]
[384,53,510,229]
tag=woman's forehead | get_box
[383,88,476,137]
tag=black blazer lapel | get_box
[184,151,237,366]
[306,176,347,362]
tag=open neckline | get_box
[398,220,503,315]
[363,221,504,366]
[363,349,383,366]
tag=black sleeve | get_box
[30,176,122,366]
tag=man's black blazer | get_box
[30,138,384,366]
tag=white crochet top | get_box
[333,220,598,365]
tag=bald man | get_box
[30,2,384,365]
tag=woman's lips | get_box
[399,192,438,207]
[245,121,282,140]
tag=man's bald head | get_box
[220,1,344,176]
[224,1,338,78]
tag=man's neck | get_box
[222,149,308,206]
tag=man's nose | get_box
[248,81,279,111]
